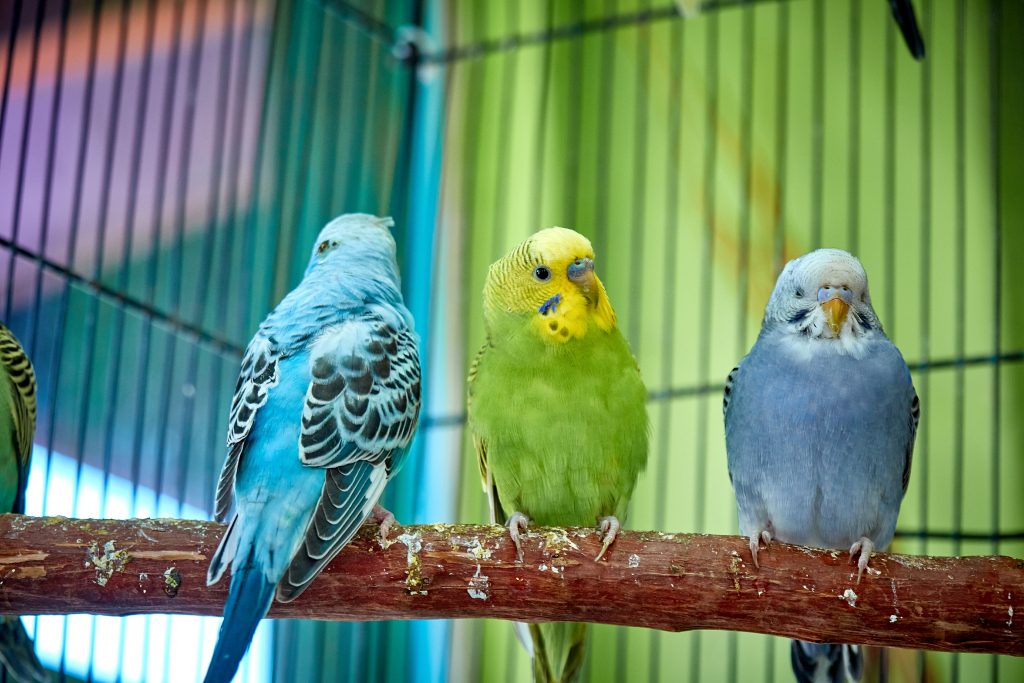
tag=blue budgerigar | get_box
[724,249,919,683]
[204,215,421,683]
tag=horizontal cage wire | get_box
[0,0,1021,682]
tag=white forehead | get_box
[781,248,868,290]
[315,213,395,244]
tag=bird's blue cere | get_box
[817,285,853,304]
[538,293,561,315]
[566,257,593,281]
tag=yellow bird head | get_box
[483,227,617,343]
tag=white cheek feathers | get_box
[784,306,872,360]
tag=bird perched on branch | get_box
[468,228,648,683]
[0,323,47,683]
[724,249,919,683]
[204,215,421,683]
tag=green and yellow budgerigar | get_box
[0,322,46,683]
[468,228,649,683]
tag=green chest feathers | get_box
[472,329,649,526]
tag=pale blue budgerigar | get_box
[723,249,919,683]
[204,215,421,683]
[0,323,47,683]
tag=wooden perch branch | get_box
[0,514,1021,656]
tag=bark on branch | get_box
[0,514,1020,656]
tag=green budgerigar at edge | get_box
[467,228,649,683]
[0,322,47,683]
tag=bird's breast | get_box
[476,332,647,525]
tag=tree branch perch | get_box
[0,514,1020,656]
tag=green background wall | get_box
[434,1,1023,681]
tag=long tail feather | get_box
[528,622,587,683]
[790,640,863,683]
[888,0,926,60]
[0,617,47,683]
[204,559,276,683]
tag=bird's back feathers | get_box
[298,312,420,470]
[205,215,421,683]
[278,459,389,601]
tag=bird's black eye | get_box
[533,265,551,282]
[317,240,330,254]
[795,287,804,298]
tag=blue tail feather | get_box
[204,560,276,683]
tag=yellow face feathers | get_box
[483,227,617,342]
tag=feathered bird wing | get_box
[277,309,420,601]
[214,334,280,522]
[466,341,503,525]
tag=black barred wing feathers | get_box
[214,335,279,522]
[278,312,420,601]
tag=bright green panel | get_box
[442,0,1023,681]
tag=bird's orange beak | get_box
[821,298,849,336]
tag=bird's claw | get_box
[749,529,772,568]
[507,511,530,562]
[372,504,397,543]
[849,537,874,584]
[595,515,620,561]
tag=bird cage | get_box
[0,0,1020,681]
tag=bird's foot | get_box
[507,511,530,562]
[849,537,875,584]
[595,515,621,561]
[749,529,772,568]
[371,504,397,543]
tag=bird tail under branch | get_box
[529,621,588,683]
[790,640,864,683]
[0,616,47,683]
[203,557,276,683]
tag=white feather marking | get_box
[309,321,360,361]
[777,323,874,363]
[361,463,388,518]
